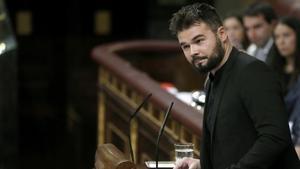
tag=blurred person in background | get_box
[243,1,284,70]
[223,13,249,51]
[274,16,300,158]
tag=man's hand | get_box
[295,146,300,159]
[173,157,200,169]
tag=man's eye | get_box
[195,39,203,44]
[182,45,190,49]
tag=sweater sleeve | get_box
[289,85,300,145]
[228,61,292,169]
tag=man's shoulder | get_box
[235,49,264,69]
[232,49,273,80]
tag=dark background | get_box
[1,0,212,169]
[3,0,298,168]
[5,0,299,168]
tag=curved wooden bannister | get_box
[91,40,204,163]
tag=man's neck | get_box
[258,38,273,50]
[211,43,233,75]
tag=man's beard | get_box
[192,38,225,73]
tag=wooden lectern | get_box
[95,143,136,169]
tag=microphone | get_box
[155,102,174,169]
[128,93,152,163]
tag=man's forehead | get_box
[243,15,269,27]
[182,23,213,34]
[178,24,210,37]
[244,14,266,23]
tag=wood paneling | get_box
[92,40,205,164]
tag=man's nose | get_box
[190,45,199,56]
[248,29,256,40]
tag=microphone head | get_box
[130,93,152,120]
[155,102,174,169]
[128,93,152,164]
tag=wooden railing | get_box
[91,40,205,164]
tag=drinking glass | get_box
[174,143,194,161]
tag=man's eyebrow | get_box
[254,23,263,28]
[179,42,186,46]
[180,34,205,46]
[191,34,205,41]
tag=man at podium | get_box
[169,2,300,169]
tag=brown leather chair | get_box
[95,144,136,169]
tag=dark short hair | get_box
[243,1,277,24]
[169,3,223,35]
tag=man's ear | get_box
[217,26,227,42]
